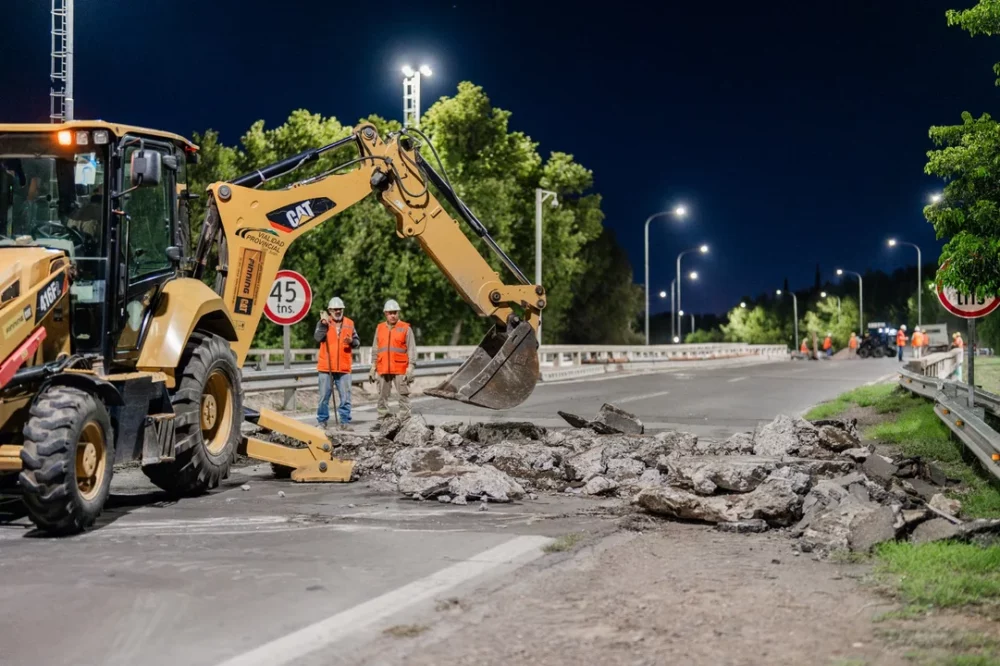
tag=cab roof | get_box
[0,120,198,151]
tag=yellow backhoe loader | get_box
[0,120,544,534]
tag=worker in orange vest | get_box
[369,299,416,420]
[823,333,833,357]
[800,339,808,354]
[896,325,908,362]
[315,297,360,428]
[848,332,858,357]
[912,327,924,360]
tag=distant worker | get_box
[823,333,833,357]
[896,325,908,362]
[800,339,808,354]
[849,332,858,357]
[912,327,924,360]
[953,332,965,349]
[369,299,416,421]
[315,297,360,429]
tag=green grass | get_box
[874,541,1000,609]
[864,401,955,460]
[805,383,903,420]
[543,533,585,553]
[977,357,1000,396]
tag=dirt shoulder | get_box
[359,523,911,666]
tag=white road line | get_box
[615,390,671,404]
[727,376,748,383]
[214,535,553,666]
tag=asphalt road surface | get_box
[0,357,899,666]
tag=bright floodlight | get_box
[673,336,681,343]
[678,310,685,316]
[699,244,709,253]
[776,289,782,295]
[419,65,432,76]
[888,238,897,247]
[674,205,687,217]
[689,271,698,280]
[836,269,844,276]
[740,301,746,308]
[401,65,415,77]
[930,193,943,203]
[821,291,827,297]
[659,290,667,298]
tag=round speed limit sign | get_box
[264,270,312,325]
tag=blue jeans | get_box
[898,346,904,361]
[317,372,352,424]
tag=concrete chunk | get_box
[929,493,962,517]
[911,518,961,545]
[594,403,645,435]
[394,415,433,447]
[861,454,898,487]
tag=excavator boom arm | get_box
[193,123,545,410]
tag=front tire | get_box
[19,386,114,534]
[143,332,242,495]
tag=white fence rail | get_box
[241,343,789,397]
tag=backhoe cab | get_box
[0,119,544,533]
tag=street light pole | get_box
[888,239,922,327]
[676,243,709,341]
[535,188,558,345]
[670,278,676,340]
[644,206,687,345]
[837,269,864,333]
[401,64,432,127]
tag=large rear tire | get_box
[18,386,114,534]
[142,332,242,495]
[858,346,871,359]
[873,346,886,359]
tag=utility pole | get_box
[50,0,73,122]
[535,188,558,345]
[402,64,432,128]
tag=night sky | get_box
[2,0,997,316]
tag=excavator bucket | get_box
[425,320,540,410]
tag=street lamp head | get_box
[401,65,415,77]
[699,244,709,253]
[836,269,844,276]
[674,205,687,217]
[659,290,667,298]
[678,310,685,316]
[931,193,943,203]
[740,302,746,308]
[888,238,897,247]
[776,289,782,295]
[689,271,698,280]
[419,65,433,77]
[821,291,827,297]
[673,336,680,343]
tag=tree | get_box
[924,3,1000,297]
[802,295,859,349]
[721,303,787,345]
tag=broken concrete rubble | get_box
[558,403,644,435]
[398,464,526,502]
[929,493,962,517]
[394,415,433,447]
[583,476,618,496]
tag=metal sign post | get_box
[264,270,313,412]
[936,263,997,409]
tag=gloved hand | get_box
[405,367,414,384]
[368,367,377,384]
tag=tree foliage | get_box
[925,2,1000,296]
[183,83,639,349]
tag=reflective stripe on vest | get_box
[318,317,355,373]
[376,321,410,375]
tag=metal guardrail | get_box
[241,343,790,398]
[897,350,1000,481]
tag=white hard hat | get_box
[328,297,345,309]
[384,299,401,312]
[901,325,907,331]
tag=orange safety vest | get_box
[376,321,410,375]
[317,317,355,373]
[800,340,808,353]
[849,335,858,349]
[896,330,907,347]
[913,332,924,347]
[823,336,832,350]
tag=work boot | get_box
[339,424,354,431]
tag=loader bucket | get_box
[424,320,539,410]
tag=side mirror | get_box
[166,246,182,263]
[130,150,162,187]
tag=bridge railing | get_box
[897,349,1000,482]
[241,343,789,403]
